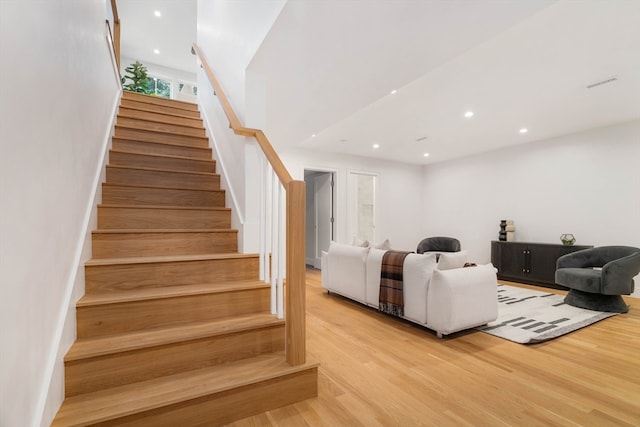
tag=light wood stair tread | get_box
[115,123,208,140]
[53,353,317,426]
[92,228,236,234]
[122,91,198,110]
[116,117,206,137]
[97,204,229,211]
[102,182,223,193]
[107,164,219,177]
[66,314,284,361]
[118,104,201,120]
[112,136,211,151]
[110,149,215,163]
[118,107,204,128]
[85,252,258,266]
[78,280,268,306]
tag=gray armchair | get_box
[416,237,461,254]
[555,246,640,313]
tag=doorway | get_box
[304,170,335,268]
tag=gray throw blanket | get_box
[379,250,412,317]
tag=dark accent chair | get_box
[555,246,640,313]
[416,237,461,254]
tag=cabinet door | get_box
[528,246,559,284]
[498,243,528,280]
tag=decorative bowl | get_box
[560,234,576,246]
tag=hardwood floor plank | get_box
[227,268,640,427]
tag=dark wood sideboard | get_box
[491,241,593,289]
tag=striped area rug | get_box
[477,284,618,344]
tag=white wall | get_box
[421,120,640,267]
[0,1,121,425]
[281,148,424,252]
[197,0,285,124]
[196,0,285,252]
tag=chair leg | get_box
[564,289,629,313]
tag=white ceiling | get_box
[117,0,197,74]
[119,0,640,166]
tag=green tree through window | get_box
[144,77,171,99]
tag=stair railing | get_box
[107,0,120,70]
[192,43,306,366]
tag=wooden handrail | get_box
[110,0,121,70]
[192,44,243,131]
[192,42,306,366]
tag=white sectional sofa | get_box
[321,242,498,338]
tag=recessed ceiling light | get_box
[153,49,160,54]
[390,89,397,95]
[464,111,474,118]
[311,134,316,138]
[519,128,528,134]
[423,153,430,157]
[154,11,161,17]
[373,144,380,149]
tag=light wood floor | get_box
[227,267,640,427]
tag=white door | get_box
[349,172,376,243]
[314,173,334,268]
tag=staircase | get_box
[52,91,318,426]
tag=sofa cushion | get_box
[427,263,498,335]
[325,241,370,303]
[403,253,438,324]
[437,250,468,270]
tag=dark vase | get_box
[499,220,507,241]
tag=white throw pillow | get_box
[437,250,468,270]
[371,238,391,250]
[352,236,369,247]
